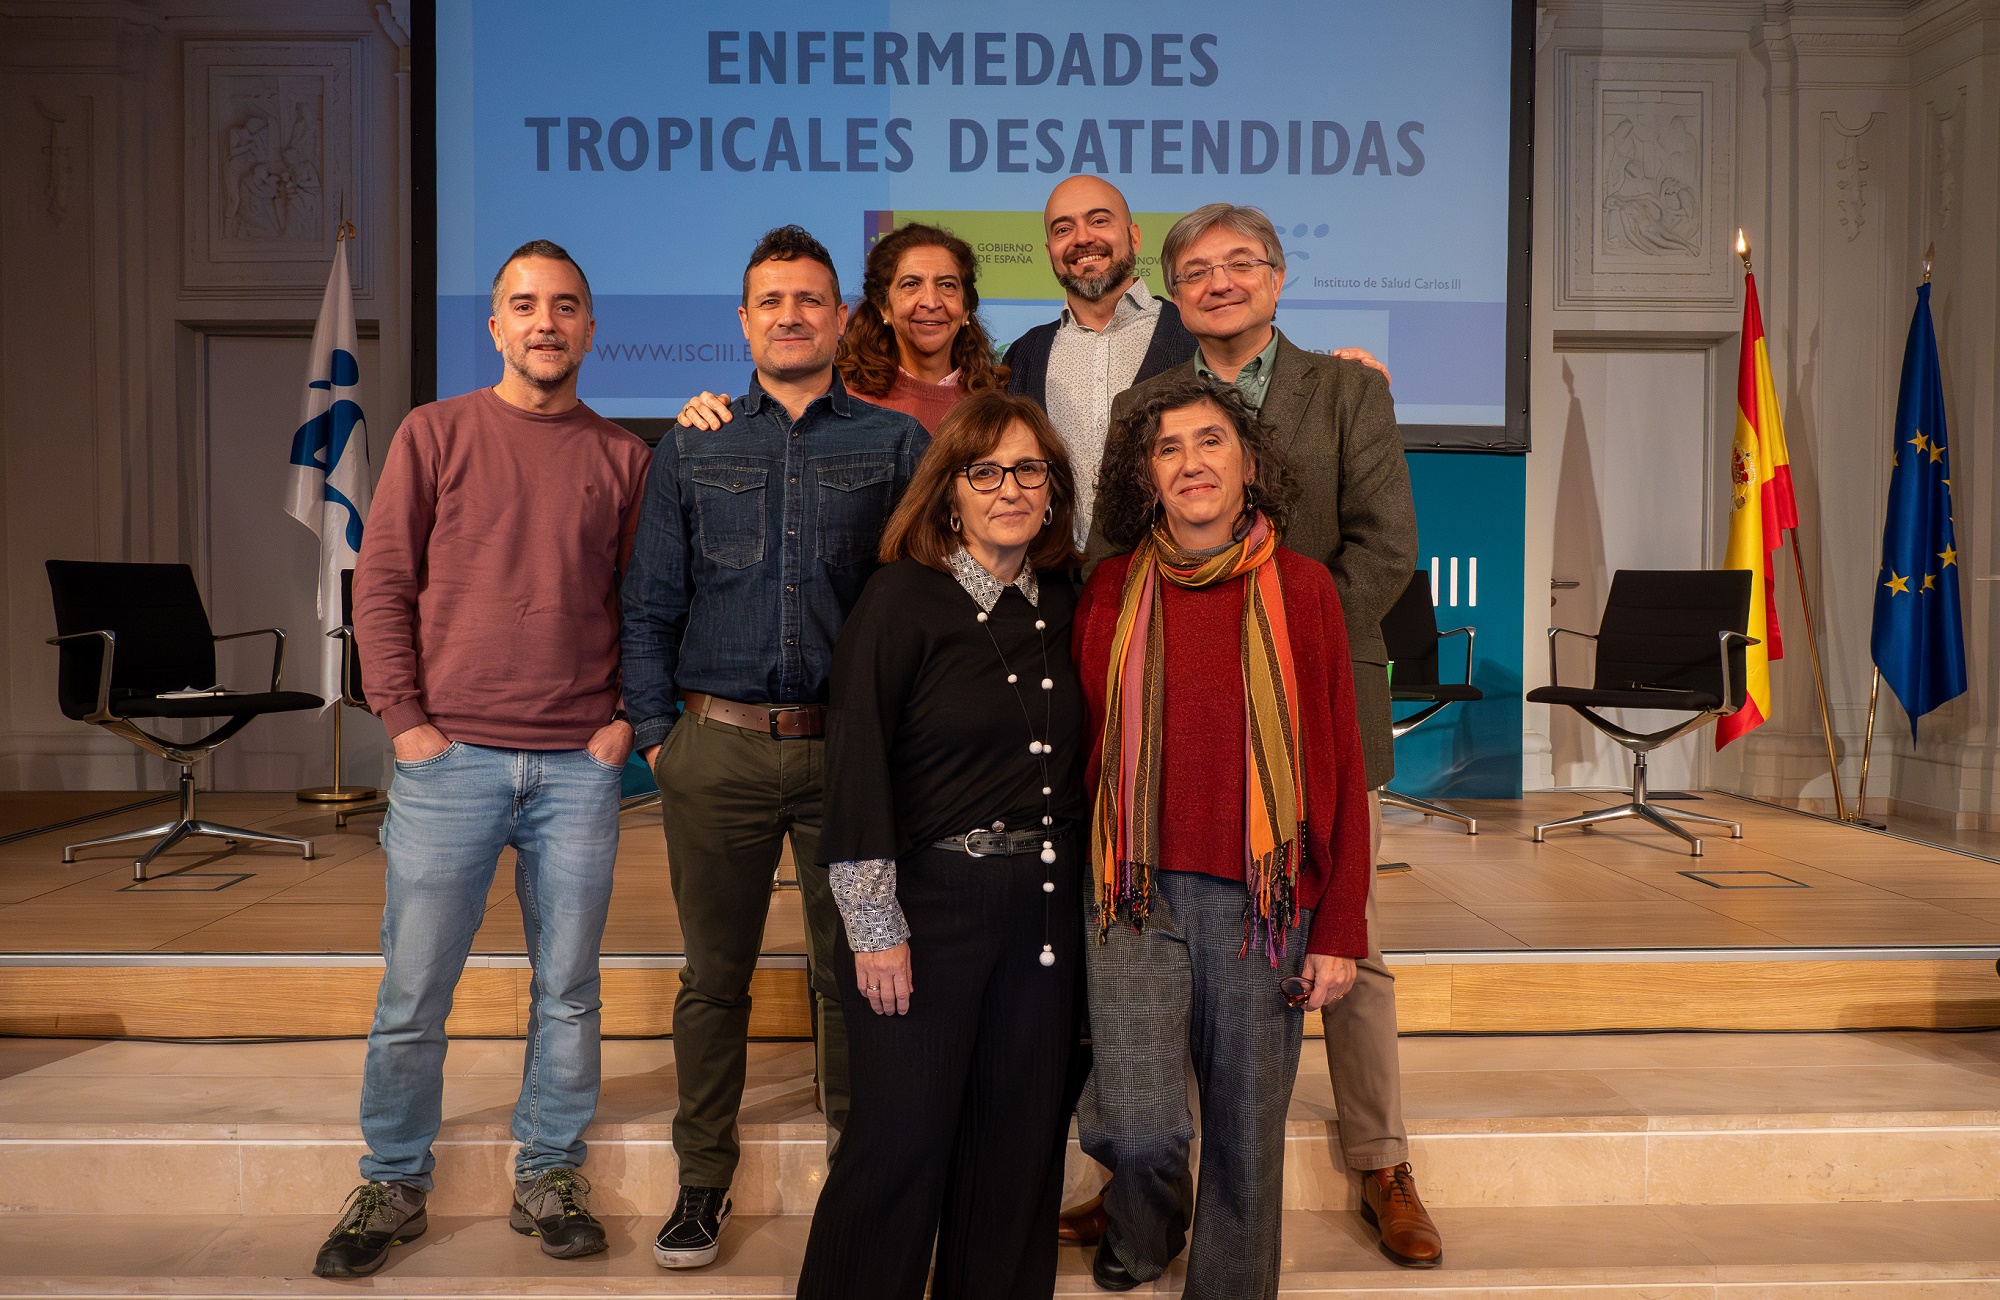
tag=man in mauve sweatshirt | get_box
[314,239,651,1281]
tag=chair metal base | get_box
[63,767,314,880]
[1532,752,1741,857]
[333,798,389,830]
[1380,789,1477,835]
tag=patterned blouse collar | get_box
[948,546,1040,612]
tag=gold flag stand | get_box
[297,203,374,805]
[1739,231,1846,822]
[298,699,376,803]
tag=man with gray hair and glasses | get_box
[1086,203,1440,1280]
[1006,177,1386,551]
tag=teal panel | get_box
[1392,453,1524,799]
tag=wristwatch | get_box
[611,708,631,726]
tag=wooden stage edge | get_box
[4,955,1996,1038]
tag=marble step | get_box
[7,1034,2000,1218]
[3,1205,2000,1297]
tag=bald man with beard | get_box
[1004,177,1198,548]
[1006,178,1389,551]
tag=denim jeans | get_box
[359,742,622,1188]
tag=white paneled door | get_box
[1545,348,1714,793]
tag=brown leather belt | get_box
[681,691,825,740]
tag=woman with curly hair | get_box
[672,223,1008,436]
[1073,373,1372,1299]
[834,222,1010,432]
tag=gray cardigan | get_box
[1094,331,1418,789]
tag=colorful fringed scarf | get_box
[1091,513,1308,964]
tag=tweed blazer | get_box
[1092,331,1417,788]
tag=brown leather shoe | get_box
[1057,1192,1107,1246]
[1359,1163,1442,1268]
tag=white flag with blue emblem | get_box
[284,237,372,709]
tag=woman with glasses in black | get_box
[796,390,1088,1300]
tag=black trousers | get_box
[796,840,1083,1300]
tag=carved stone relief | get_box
[1827,114,1874,243]
[1558,54,1737,309]
[218,79,324,243]
[1600,90,1704,259]
[1925,89,1964,236]
[183,41,366,297]
[34,98,77,227]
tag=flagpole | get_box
[295,208,375,805]
[1784,530,1846,822]
[1737,232,1846,821]
[1851,668,1885,828]
[1848,242,1938,829]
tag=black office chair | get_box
[329,570,390,829]
[47,560,323,878]
[1380,570,1483,835]
[1526,569,1756,857]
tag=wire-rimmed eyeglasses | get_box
[1170,257,1276,290]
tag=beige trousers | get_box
[1316,790,1410,1170]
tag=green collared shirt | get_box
[1195,331,1281,412]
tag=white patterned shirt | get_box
[1043,280,1163,545]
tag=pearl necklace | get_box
[974,597,1059,968]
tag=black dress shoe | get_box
[312,1181,427,1278]
[511,1166,609,1259]
[1091,1239,1142,1292]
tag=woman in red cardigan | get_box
[1072,374,1372,1299]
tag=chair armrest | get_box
[1438,626,1476,687]
[46,629,118,722]
[214,627,286,692]
[1544,627,1596,691]
[1714,630,1762,716]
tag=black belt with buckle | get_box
[933,822,1071,858]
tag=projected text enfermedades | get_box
[433,2,1512,432]
[525,30,1427,181]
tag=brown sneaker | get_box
[1359,1163,1442,1268]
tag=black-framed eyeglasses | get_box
[959,459,1051,493]
[1170,257,1276,290]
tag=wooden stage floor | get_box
[0,789,1994,956]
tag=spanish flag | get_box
[1716,262,1798,747]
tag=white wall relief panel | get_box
[1924,87,1965,240]
[1558,54,1738,309]
[183,40,367,298]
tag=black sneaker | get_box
[511,1166,609,1259]
[312,1181,427,1278]
[652,1184,731,1269]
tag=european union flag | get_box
[1870,283,1966,735]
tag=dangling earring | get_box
[1043,505,1054,526]
[950,514,962,533]
[1233,482,1258,540]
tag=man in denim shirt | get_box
[622,226,928,1270]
